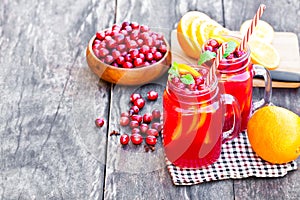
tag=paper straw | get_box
[208,43,227,84]
[239,4,266,50]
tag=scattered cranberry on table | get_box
[95,118,105,127]
[131,133,143,145]
[147,90,158,101]
[143,113,153,124]
[134,98,145,109]
[120,134,130,145]
[146,135,157,146]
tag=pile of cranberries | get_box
[204,39,246,59]
[118,90,163,149]
[92,22,168,68]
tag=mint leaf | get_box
[223,41,237,58]
[168,62,179,77]
[198,51,216,65]
[180,74,195,85]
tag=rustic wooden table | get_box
[1,0,299,199]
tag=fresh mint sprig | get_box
[223,41,237,58]
[198,51,216,65]
[180,74,195,85]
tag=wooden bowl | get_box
[86,35,172,85]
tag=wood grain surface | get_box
[1,0,299,199]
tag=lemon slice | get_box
[198,20,223,46]
[248,39,280,70]
[177,63,200,77]
[240,20,274,43]
[177,11,211,58]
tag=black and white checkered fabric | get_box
[166,131,297,185]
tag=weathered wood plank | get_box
[224,1,300,199]
[0,0,114,199]
[104,0,235,199]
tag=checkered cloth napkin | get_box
[166,131,298,185]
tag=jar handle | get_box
[252,65,272,110]
[221,94,241,143]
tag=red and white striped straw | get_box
[239,4,266,50]
[208,43,228,84]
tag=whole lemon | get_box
[247,106,300,164]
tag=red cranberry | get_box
[130,30,140,40]
[105,35,112,41]
[147,90,158,101]
[188,83,197,91]
[131,114,143,123]
[172,77,180,84]
[131,128,141,134]
[105,55,114,64]
[146,135,157,146]
[120,29,128,36]
[140,123,149,133]
[121,22,130,29]
[112,24,121,30]
[158,44,167,53]
[156,33,163,40]
[176,82,186,89]
[116,56,125,65]
[143,61,150,67]
[111,62,118,67]
[124,25,133,33]
[98,48,109,57]
[131,133,143,145]
[123,61,133,68]
[96,31,106,40]
[143,113,153,124]
[112,50,121,59]
[137,39,144,46]
[120,116,130,126]
[124,54,132,62]
[140,45,150,54]
[207,39,219,48]
[226,53,235,59]
[134,98,145,109]
[151,122,162,132]
[130,120,139,129]
[106,39,117,49]
[120,134,130,145]
[138,53,145,61]
[204,45,213,52]
[130,93,142,103]
[144,37,153,47]
[151,109,161,119]
[133,58,143,67]
[127,40,138,49]
[150,47,157,54]
[114,34,125,43]
[93,49,101,58]
[235,50,245,58]
[145,52,153,61]
[105,30,112,36]
[195,77,204,85]
[95,118,105,127]
[140,25,150,32]
[130,22,139,29]
[146,129,159,137]
[121,112,129,117]
[130,49,139,59]
[117,44,126,52]
[130,105,140,114]
[140,32,149,40]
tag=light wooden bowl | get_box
[86,35,172,85]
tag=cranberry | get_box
[134,58,143,67]
[204,45,213,52]
[134,98,145,109]
[105,30,112,36]
[95,118,105,127]
[130,22,139,29]
[147,90,158,101]
[121,22,130,29]
[140,45,150,54]
[93,49,101,58]
[121,112,129,117]
[127,40,138,49]
[146,135,157,146]
[195,77,204,85]
[131,114,143,123]
[137,39,144,46]
[130,30,140,40]
[226,53,235,59]
[131,133,143,145]
[143,113,153,124]
[146,129,159,137]
[130,120,139,129]
[123,61,133,68]
[124,25,133,33]
[130,105,140,114]
[105,35,112,41]
[150,60,157,64]
[143,61,150,67]
[207,39,219,48]
[116,56,125,65]
[140,123,149,133]
[96,31,106,40]
[130,93,142,103]
[151,122,162,132]
[106,39,117,49]
[144,37,153,47]
[98,48,109,57]
[131,128,141,134]
[140,25,150,32]
[158,44,167,53]
[172,77,180,84]
[120,134,130,145]
[124,54,133,62]
[114,34,125,43]
[111,62,118,67]
[112,24,121,30]
[117,44,126,52]
[176,82,186,89]
[188,83,197,91]
[112,50,121,59]
[235,50,245,58]
[105,55,114,64]
[120,29,128,36]
[138,53,145,61]
[156,33,163,40]
[130,49,139,59]
[120,116,130,126]
[152,109,161,119]
[145,52,153,61]
[150,47,157,54]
